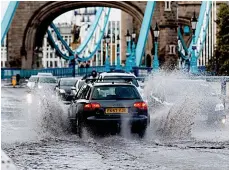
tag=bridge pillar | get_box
[152,1,178,70]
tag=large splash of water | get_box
[143,71,229,142]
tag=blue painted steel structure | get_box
[47,8,110,63]
[125,40,132,72]
[135,1,156,66]
[1,1,19,45]
[75,8,103,55]
[178,1,212,73]
[131,41,136,67]
[152,42,159,72]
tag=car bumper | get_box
[87,115,149,125]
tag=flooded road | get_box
[2,81,229,170]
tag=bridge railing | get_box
[1,66,153,79]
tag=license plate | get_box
[105,108,128,114]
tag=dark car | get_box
[68,80,150,137]
[56,77,81,101]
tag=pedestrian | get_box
[16,74,21,85]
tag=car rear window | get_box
[91,85,141,100]
[103,76,139,87]
[60,79,77,86]
[38,77,57,83]
[29,76,38,82]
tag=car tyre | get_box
[70,119,77,134]
[137,126,147,138]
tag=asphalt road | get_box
[1,87,229,170]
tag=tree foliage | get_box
[207,3,229,75]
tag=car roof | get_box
[99,72,136,77]
[92,82,135,87]
[60,77,80,80]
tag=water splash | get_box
[143,70,229,142]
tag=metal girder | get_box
[1,1,19,45]
[135,1,156,66]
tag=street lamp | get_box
[125,30,132,72]
[116,34,121,70]
[190,11,198,74]
[131,30,136,67]
[152,22,160,72]
[105,34,111,72]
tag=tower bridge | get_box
[5,1,203,70]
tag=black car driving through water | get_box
[55,77,81,101]
[68,78,150,137]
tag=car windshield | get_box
[91,85,141,100]
[60,79,77,86]
[38,77,57,83]
[104,76,139,87]
[29,76,38,82]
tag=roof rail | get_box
[85,77,136,84]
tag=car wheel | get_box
[137,126,147,138]
[77,115,83,138]
[70,119,77,134]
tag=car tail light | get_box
[84,103,101,110]
[134,102,147,110]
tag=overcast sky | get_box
[1,2,121,23]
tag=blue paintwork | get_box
[188,2,209,52]
[178,1,212,71]
[178,27,188,58]
[50,23,74,56]
[47,29,74,60]
[152,42,159,71]
[75,8,103,55]
[184,26,190,34]
[49,8,103,57]
[77,8,111,62]
[47,8,110,62]
[135,1,156,66]
[131,42,136,67]
[190,35,198,73]
[125,41,132,72]
[196,3,212,58]
[1,1,19,45]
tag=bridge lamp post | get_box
[116,34,121,70]
[190,11,198,74]
[105,34,111,72]
[152,22,160,72]
[125,30,132,72]
[131,30,136,68]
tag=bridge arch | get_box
[22,1,154,68]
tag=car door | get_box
[75,85,91,115]
[69,84,87,119]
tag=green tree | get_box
[207,3,229,75]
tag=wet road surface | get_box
[2,87,229,170]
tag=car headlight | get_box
[222,118,226,124]
[59,89,65,93]
[215,103,224,111]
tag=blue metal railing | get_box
[1,66,154,79]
